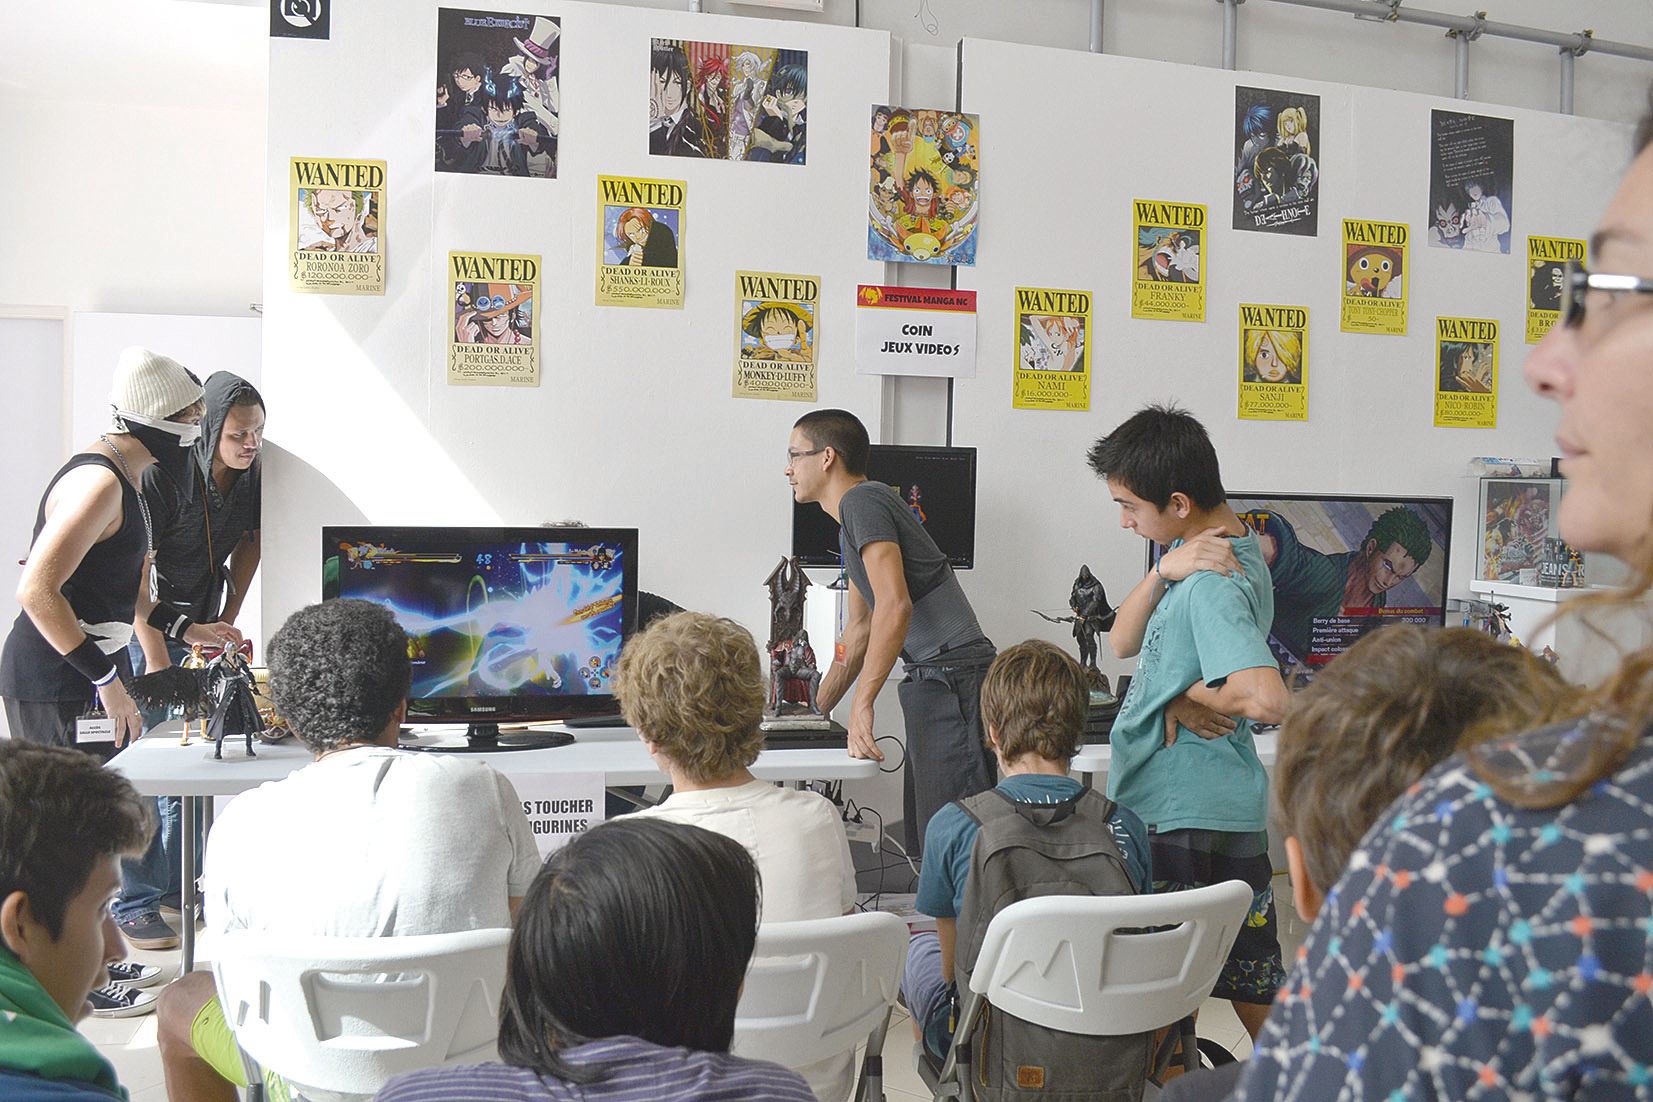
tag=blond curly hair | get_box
[613,611,767,783]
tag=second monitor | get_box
[792,444,978,570]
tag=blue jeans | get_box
[115,638,190,921]
[900,930,955,1061]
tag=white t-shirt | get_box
[204,746,541,938]
[632,780,857,1102]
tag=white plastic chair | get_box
[209,926,511,1102]
[925,880,1254,1102]
[733,911,911,1102]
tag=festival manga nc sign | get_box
[853,285,977,378]
[1434,315,1499,429]
[289,157,386,295]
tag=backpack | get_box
[952,787,1152,1102]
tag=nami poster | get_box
[448,251,540,386]
[435,9,559,178]
[289,157,385,295]
[1233,86,1320,236]
[1428,109,1513,254]
[648,40,807,164]
[1527,235,1585,343]
[1237,304,1308,421]
[868,106,980,265]
[596,175,686,308]
[1340,219,1408,335]
[1012,287,1091,412]
[1131,199,1205,321]
[733,270,819,402]
[1435,316,1499,428]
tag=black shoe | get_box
[116,911,179,950]
[105,961,165,989]
[88,982,159,1018]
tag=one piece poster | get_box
[1434,315,1499,428]
[596,175,686,309]
[649,40,807,164]
[868,106,980,266]
[1340,219,1408,335]
[1012,287,1091,411]
[733,270,819,402]
[448,251,540,386]
[1238,304,1308,421]
[1233,86,1320,236]
[1131,199,1205,322]
[289,157,385,295]
[1427,109,1513,254]
[435,9,559,179]
[1526,235,1586,343]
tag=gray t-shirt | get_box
[838,480,985,663]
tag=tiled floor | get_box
[87,876,1311,1102]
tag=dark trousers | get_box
[3,696,117,762]
[898,639,997,861]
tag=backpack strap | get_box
[958,786,1109,829]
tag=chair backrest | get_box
[210,926,511,1102]
[968,879,1253,1036]
[732,911,910,1070]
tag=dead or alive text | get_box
[1437,318,1497,341]
[1015,289,1091,314]
[1530,238,1586,262]
[452,256,538,282]
[1241,305,1308,330]
[600,178,685,207]
[739,274,818,300]
[1134,201,1205,227]
[293,161,384,190]
[1345,221,1409,245]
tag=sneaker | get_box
[116,911,179,951]
[105,961,165,989]
[88,982,159,1018]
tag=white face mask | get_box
[764,333,797,351]
[117,408,202,447]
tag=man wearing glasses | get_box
[785,409,995,859]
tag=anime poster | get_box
[1434,315,1499,428]
[1237,304,1308,421]
[1526,235,1585,343]
[1340,219,1408,335]
[595,175,686,309]
[289,158,385,295]
[1012,287,1091,412]
[867,105,980,266]
[1131,199,1205,321]
[1233,86,1320,236]
[435,9,559,179]
[448,251,540,386]
[1428,109,1513,254]
[732,270,819,402]
[649,40,807,164]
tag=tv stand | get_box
[405,721,574,754]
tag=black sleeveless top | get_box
[0,454,147,703]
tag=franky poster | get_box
[868,106,980,266]
[1434,315,1499,428]
[596,175,686,309]
[1237,304,1308,421]
[1340,219,1408,335]
[435,9,559,178]
[1233,86,1320,236]
[1527,235,1585,343]
[289,157,385,295]
[733,271,819,402]
[449,251,540,386]
[1428,110,1513,254]
[1131,199,1205,321]
[649,40,807,164]
[1012,287,1091,412]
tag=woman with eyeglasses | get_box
[1223,98,1653,1102]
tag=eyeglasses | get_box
[1560,260,1653,329]
[786,447,825,464]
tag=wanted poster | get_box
[733,270,819,402]
[596,175,686,308]
[1132,199,1205,321]
[1526,235,1585,343]
[1013,287,1091,412]
[448,251,541,386]
[1435,316,1499,428]
[1340,219,1408,335]
[1238,304,1308,421]
[290,157,385,295]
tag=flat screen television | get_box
[321,526,638,746]
[1149,493,1452,680]
[792,445,978,569]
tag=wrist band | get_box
[147,606,196,642]
[65,638,117,686]
[91,666,119,688]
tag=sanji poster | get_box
[1340,219,1407,335]
[1434,316,1499,428]
[1428,109,1513,254]
[289,157,385,295]
[733,270,819,402]
[649,40,807,164]
[435,9,559,178]
[868,105,979,266]
[448,251,541,386]
[1526,235,1585,343]
[596,175,686,309]
[1233,86,1320,237]
[1237,304,1308,421]
[1131,199,1205,321]
[1012,287,1091,412]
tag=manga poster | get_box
[649,40,807,164]
[1434,315,1499,428]
[868,105,980,266]
[1340,219,1407,335]
[1428,109,1513,254]
[448,251,540,386]
[596,175,686,309]
[1233,86,1320,236]
[732,270,819,402]
[435,9,559,179]
[1131,199,1205,322]
[1012,287,1091,412]
[1237,303,1308,421]
[289,157,385,295]
[1527,235,1586,343]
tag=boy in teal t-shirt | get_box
[1085,404,1290,1041]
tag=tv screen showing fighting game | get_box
[792,445,978,569]
[1151,493,1452,682]
[321,526,639,722]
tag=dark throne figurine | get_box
[762,556,829,726]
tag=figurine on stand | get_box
[129,640,266,758]
[769,630,823,714]
[179,643,208,745]
[1033,564,1117,693]
[761,556,830,728]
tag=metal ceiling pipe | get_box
[1560,49,1576,115]
[1091,0,1105,53]
[1454,29,1470,97]
[1221,0,1239,70]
